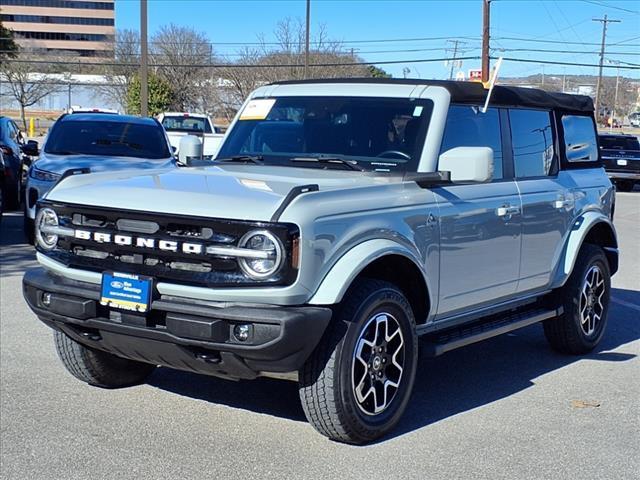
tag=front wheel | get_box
[54,331,156,388]
[543,244,611,354]
[299,279,418,444]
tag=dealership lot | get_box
[0,193,638,479]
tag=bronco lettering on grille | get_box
[73,229,204,254]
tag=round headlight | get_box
[238,230,284,280]
[35,207,59,250]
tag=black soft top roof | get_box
[270,78,594,113]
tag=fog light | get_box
[42,292,52,307]
[233,324,251,342]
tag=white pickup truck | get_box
[158,112,225,160]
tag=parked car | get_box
[0,149,5,223]
[0,116,37,210]
[629,112,640,128]
[24,113,176,242]
[158,112,224,161]
[23,79,617,444]
[599,133,640,192]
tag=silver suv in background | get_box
[23,79,617,444]
[24,113,175,242]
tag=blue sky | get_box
[115,0,640,79]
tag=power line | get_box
[579,0,639,15]
[492,56,639,70]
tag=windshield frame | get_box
[216,95,434,173]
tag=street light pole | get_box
[140,0,149,117]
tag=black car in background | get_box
[0,149,5,223]
[599,133,640,192]
[0,116,39,209]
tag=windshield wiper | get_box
[216,155,264,165]
[291,156,364,171]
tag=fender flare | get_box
[307,239,431,306]
[551,211,619,288]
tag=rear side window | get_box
[440,105,503,180]
[599,135,640,151]
[510,109,554,178]
[562,115,598,162]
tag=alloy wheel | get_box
[579,265,606,336]
[352,312,405,416]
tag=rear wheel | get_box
[543,244,611,354]
[54,331,156,388]
[299,279,418,444]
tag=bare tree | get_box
[0,51,62,129]
[150,24,213,111]
[219,18,371,116]
[98,29,140,112]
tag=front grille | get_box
[40,202,299,288]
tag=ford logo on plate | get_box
[110,281,124,289]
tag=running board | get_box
[422,307,562,357]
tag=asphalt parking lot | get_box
[1,194,638,480]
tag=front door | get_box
[434,182,522,317]
[433,105,521,318]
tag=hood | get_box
[36,153,175,175]
[46,165,394,222]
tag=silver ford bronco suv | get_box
[23,79,618,444]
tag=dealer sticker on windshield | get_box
[239,98,276,120]
[100,272,152,313]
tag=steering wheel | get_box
[376,150,411,160]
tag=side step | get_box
[422,307,562,357]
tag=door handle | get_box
[496,205,520,217]
[553,198,573,210]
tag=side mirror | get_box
[438,147,493,184]
[21,140,39,157]
[171,145,177,155]
[178,135,203,166]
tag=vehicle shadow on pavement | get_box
[147,288,639,438]
[0,212,36,278]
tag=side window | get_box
[440,105,503,180]
[561,115,598,162]
[510,109,555,178]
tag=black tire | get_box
[543,244,611,354]
[23,214,34,245]
[54,331,156,388]
[299,279,418,444]
[615,180,634,192]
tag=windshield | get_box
[161,115,213,134]
[216,96,433,172]
[44,120,171,159]
[599,136,640,151]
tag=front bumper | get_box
[606,171,640,181]
[23,268,332,380]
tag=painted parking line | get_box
[612,297,640,312]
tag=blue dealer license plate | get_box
[100,272,153,313]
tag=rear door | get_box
[434,106,522,318]
[510,108,573,293]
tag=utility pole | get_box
[140,0,149,117]
[610,62,620,132]
[481,0,491,83]
[304,0,310,79]
[446,39,466,80]
[593,15,620,120]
